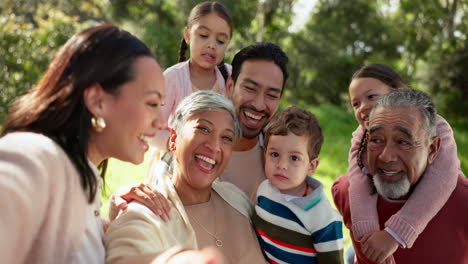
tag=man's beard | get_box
[373,171,411,200]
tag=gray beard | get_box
[373,172,411,199]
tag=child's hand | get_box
[361,230,399,263]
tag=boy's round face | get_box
[264,133,317,196]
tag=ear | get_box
[307,158,320,176]
[183,27,190,45]
[83,83,106,117]
[226,76,234,98]
[427,136,441,164]
[168,129,178,152]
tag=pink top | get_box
[348,114,462,248]
[150,60,232,149]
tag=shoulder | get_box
[0,132,64,157]
[331,174,350,212]
[164,61,189,78]
[452,175,468,200]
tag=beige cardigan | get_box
[105,161,253,263]
[0,132,105,263]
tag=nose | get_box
[207,38,216,50]
[276,156,288,170]
[205,134,221,153]
[379,142,397,163]
[251,93,266,112]
[152,108,165,130]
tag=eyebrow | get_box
[394,126,413,140]
[368,125,383,134]
[196,25,229,39]
[243,78,282,94]
[145,90,163,99]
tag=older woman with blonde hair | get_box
[105,91,266,264]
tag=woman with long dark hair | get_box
[0,24,165,263]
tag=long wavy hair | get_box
[2,24,153,202]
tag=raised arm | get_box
[385,115,461,247]
[347,126,379,241]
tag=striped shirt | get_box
[253,177,344,264]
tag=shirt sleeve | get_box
[0,135,53,263]
[347,126,380,241]
[105,203,180,264]
[384,115,461,247]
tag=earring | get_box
[91,117,106,132]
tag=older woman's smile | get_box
[195,154,217,173]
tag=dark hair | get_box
[265,106,323,159]
[352,63,408,90]
[231,42,289,92]
[2,24,153,203]
[178,1,232,83]
[352,63,408,169]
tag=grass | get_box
[101,104,467,249]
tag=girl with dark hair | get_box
[342,63,461,263]
[151,1,233,151]
[0,24,166,263]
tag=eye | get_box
[217,39,225,45]
[244,86,256,92]
[147,102,159,108]
[270,152,279,158]
[197,126,210,133]
[352,101,359,108]
[199,34,208,38]
[290,155,300,161]
[222,135,233,143]
[267,93,279,99]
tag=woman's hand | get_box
[361,230,398,263]
[109,183,171,222]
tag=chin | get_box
[374,172,410,199]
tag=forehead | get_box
[237,59,284,88]
[349,78,391,97]
[191,13,230,35]
[369,106,424,136]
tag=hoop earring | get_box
[91,117,106,132]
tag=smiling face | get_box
[265,133,318,196]
[171,109,235,194]
[91,57,166,164]
[184,12,231,71]
[349,77,394,129]
[227,60,283,139]
[367,106,440,199]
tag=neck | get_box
[87,136,104,166]
[172,171,211,205]
[281,180,309,197]
[189,59,215,75]
[233,136,259,151]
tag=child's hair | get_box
[178,1,232,83]
[352,63,408,90]
[351,63,409,169]
[264,106,323,160]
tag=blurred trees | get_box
[1,0,467,122]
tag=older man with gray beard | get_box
[333,89,468,264]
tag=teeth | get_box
[138,135,149,143]
[245,111,262,120]
[382,169,398,175]
[196,155,215,165]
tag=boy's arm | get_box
[347,126,380,241]
[385,115,461,247]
